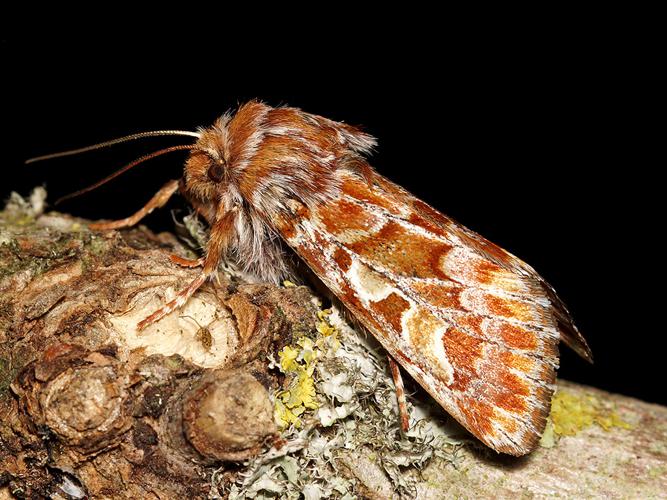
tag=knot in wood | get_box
[40,365,128,447]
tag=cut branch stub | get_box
[40,365,127,446]
[183,369,277,461]
[14,343,280,466]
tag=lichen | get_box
[222,305,461,499]
[85,234,109,256]
[548,389,631,438]
[274,340,320,429]
[648,464,667,479]
[273,309,338,429]
[539,419,557,448]
[0,187,47,227]
[1,189,96,279]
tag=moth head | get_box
[181,102,268,208]
[183,116,232,203]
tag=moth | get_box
[29,101,592,455]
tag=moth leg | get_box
[137,210,236,330]
[388,356,410,432]
[89,179,179,231]
[169,255,205,268]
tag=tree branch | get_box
[1,191,665,499]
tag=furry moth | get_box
[31,101,592,456]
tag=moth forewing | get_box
[271,169,576,455]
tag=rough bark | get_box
[0,201,318,498]
[1,195,665,499]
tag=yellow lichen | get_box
[274,399,301,428]
[539,419,557,448]
[283,368,318,410]
[298,337,318,366]
[279,345,300,373]
[274,308,341,429]
[275,348,319,429]
[315,308,340,351]
[550,390,632,437]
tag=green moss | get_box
[0,357,15,394]
[0,224,101,280]
[85,235,108,256]
[164,354,186,371]
[267,305,287,337]
[0,238,23,279]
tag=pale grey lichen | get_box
[216,305,462,499]
[181,212,209,250]
[2,187,47,221]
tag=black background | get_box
[2,35,661,406]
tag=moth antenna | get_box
[25,130,200,164]
[55,145,193,205]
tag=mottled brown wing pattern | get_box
[274,170,588,455]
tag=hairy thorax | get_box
[180,101,377,284]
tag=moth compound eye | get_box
[207,162,225,183]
